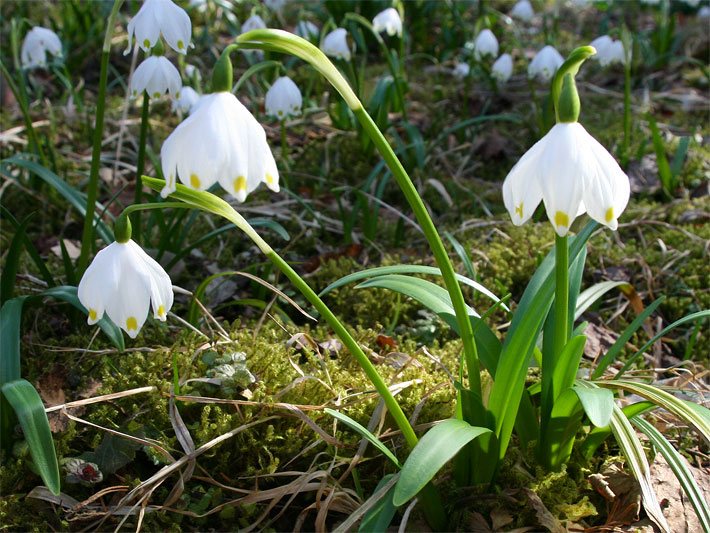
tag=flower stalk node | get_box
[551,45,595,123]
[151,38,165,57]
[114,213,132,243]
[557,73,580,123]
[211,49,233,93]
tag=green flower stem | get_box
[77,0,124,275]
[553,234,569,361]
[133,94,151,244]
[235,30,481,398]
[354,106,481,394]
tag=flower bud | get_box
[211,50,233,93]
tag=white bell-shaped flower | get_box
[473,29,499,60]
[295,20,320,40]
[453,61,470,79]
[265,76,302,119]
[171,86,200,114]
[510,0,534,22]
[322,28,352,61]
[21,27,62,69]
[502,122,630,237]
[528,45,564,82]
[126,0,192,55]
[160,92,279,203]
[78,240,173,339]
[590,36,625,67]
[264,0,287,12]
[699,6,710,18]
[130,55,182,99]
[241,14,267,34]
[492,53,513,83]
[373,8,403,37]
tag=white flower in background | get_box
[680,0,700,6]
[699,6,710,18]
[184,63,201,81]
[264,0,287,11]
[130,56,181,99]
[373,8,403,37]
[453,61,470,79]
[126,0,192,55]
[171,86,200,114]
[473,29,499,60]
[295,20,319,40]
[160,92,279,202]
[590,36,625,67]
[322,28,352,61]
[78,240,174,338]
[640,0,660,4]
[265,76,302,119]
[528,45,564,82]
[502,122,630,237]
[21,27,62,69]
[510,0,534,22]
[241,14,267,33]
[492,53,513,83]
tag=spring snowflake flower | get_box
[126,0,192,55]
[373,8,403,37]
[21,27,62,69]
[171,86,200,114]
[160,92,279,202]
[265,76,302,119]
[453,61,470,79]
[130,56,181,99]
[295,20,319,40]
[473,29,499,60]
[241,14,267,34]
[322,28,352,61]
[492,53,513,83]
[502,122,630,237]
[528,45,564,82]
[510,0,534,22]
[78,240,173,338]
[590,36,625,67]
[700,6,710,18]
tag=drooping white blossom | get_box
[473,29,499,60]
[130,55,182,99]
[265,76,302,119]
[590,36,625,67]
[171,86,200,114]
[502,122,630,237]
[295,20,320,40]
[510,0,534,22]
[453,61,470,79]
[492,53,513,83]
[241,14,267,34]
[160,92,279,202]
[21,26,62,69]
[528,45,564,82]
[321,28,352,61]
[372,8,403,37]
[126,0,192,55]
[78,240,174,338]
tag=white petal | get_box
[103,244,151,338]
[78,242,122,324]
[126,241,174,320]
[502,135,546,225]
[157,0,192,54]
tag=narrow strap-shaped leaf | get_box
[2,379,60,495]
[581,401,656,460]
[0,214,33,305]
[1,155,114,244]
[357,474,399,533]
[392,419,491,507]
[574,281,632,321]
[597,379,710,444]
[632,416,710,531]
[608,403,670,532]
[325,408,401,468]
[591,296,665,379]
[319,264,507,311]
[616,310,710,378]
[0,207,55,288]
